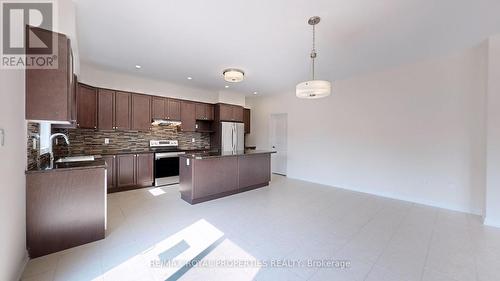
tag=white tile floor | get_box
[21,175,500,281]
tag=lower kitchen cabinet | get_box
[117,154,136,189]
[113,153,153,192]
[102,155,117,191]
[136,153,154,187]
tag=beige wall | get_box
[0,68,27,280]
[247,42,488,215]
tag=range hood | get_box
[151,119,182,126]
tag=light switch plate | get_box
[191,138,195,143]
[104,138,110,144]
[0,128,4,146]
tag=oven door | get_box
[154,152,185,186]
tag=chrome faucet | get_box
[49,133,70,165]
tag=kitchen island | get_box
[179,150,275,204]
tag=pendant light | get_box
[296,16,331,99]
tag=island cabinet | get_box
[26,166,106,258]
[179,152,273,204]
[115,153,153,192]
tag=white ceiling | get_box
[74,0,500,95]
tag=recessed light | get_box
[225,85,229,88]
[187,77,192,80]
[135,65,141,69]
[253,91,258,95]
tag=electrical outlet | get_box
[191,138,195,143]
[104,138,110,145]
[33,138,37,149]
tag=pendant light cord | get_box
[311,24,316,80]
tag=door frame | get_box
[269,113,288,176]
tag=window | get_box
[39,122,51,154]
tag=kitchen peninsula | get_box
[179,150,275,204]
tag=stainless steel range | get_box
[150,140,185,186]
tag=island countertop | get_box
[180,149,276,159]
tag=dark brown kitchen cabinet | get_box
[195,103,215,121]
[116,153,153,191]
[117,154,136,189]
[168,99,181,120]
[136,153,154,187]
[115,91,131,130]
[98,89,115,130]
[243,108,251,134]
[181,102,196,132]
[26,27,74,123]
[76,84,97,129]
[151,97,165,120]
[131,94,151,130]
[102,155,117,191]
[217,103,244,122]
[152,97,181,121]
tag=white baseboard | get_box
[288,176,483,216]
[483,217,500,228]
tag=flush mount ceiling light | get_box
[296,16,332,99]
[135,65,142,69]
[223,68,245,83]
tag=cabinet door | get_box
[219,104,233,121]
[102,155,116,191]
[151,97,166,120]
[195,103,206,120]
[168,99,181,120]
[136,153,153,188]
[26,28,71,122]
[206,104,214,121]
[76,84,97,129]
[117,154,135,188]
[181,102,196,131]
[98,89,115,130]
[131,94,151,130]
[233,106,244,122]
[243,108,250,134]
[115,92,131,130]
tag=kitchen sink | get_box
[56,156,95,163]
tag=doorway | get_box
[269,113,287,175]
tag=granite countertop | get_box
[65,148,213,156]
[180,150,276,159]
[26,156,107,174]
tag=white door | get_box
[269,113,287,175]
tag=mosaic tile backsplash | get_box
[27,123,211,168]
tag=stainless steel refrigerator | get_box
[221,122,245,151]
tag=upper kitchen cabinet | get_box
[217,103,244,122]
[167,99,181,120]
[131,94,151,131]
[115,91,131,130]
[26,27,75,123]
[151,97,181,121]
[97,89,115,130]
[151,97,166,120]
[181,101,196,132]
[76,83,97,129]
[195,103,214,121]
[243,108,251,134]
